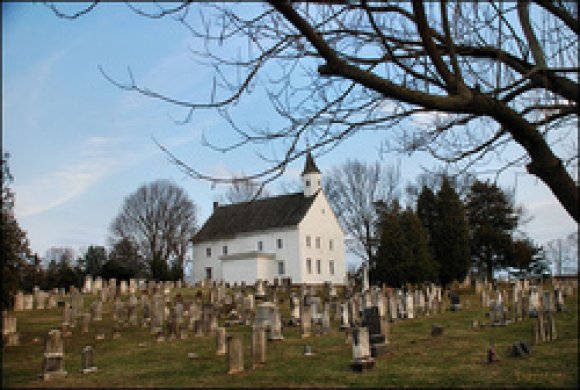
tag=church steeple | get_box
[301,152,321,197]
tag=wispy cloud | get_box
[14,136,125,217]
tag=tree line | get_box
[324,160,551,288]
[1,152,197,310]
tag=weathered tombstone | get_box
[554,289,566,312]
[81,345,98,373]
[340,303,350,329]
[63,303,75,328]
[141,295,150,325]
[194,319,204,337]
[150,294,164,334]
[120,280,128,295]
[14,291,24,311]
[24,294,34,310]
[82,313,91,334]
[289,295,300,325]
[300,303,312,338]
[113,299,126,324]
[350,327,375,372]
[48,294,58,309]
[362,307,388,358]
[252,325,267,368]
[405,292,414,319]
[128,279,137,295]
[93,277,102,293]
[2,312,20,346]
[226,334,244,374]
[431,324,444,336]
[269,306,284,341]
[255,302,275,330]
[128,295,138,326]
[450,292,462,311]
[41,329,67,380]
[83,275,93,294]
[216,327,227,355]
[321,304,331,335]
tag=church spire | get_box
[301,152,321,197]
[302,151,321,176]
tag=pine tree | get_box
[1,152,32,309]
[434,177,470,286]
[372,201,408,287]
[399,207,439,284]
[466,180,518,282]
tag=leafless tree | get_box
[324,159,401,264]
[218,174,271,204]
[47,1,579,222]
[109,179,198,277]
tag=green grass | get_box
[2,286,578,388]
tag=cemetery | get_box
[1,275,578,388]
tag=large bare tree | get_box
[324,159,400,264]
[48,1,579,222]
[109,179,198,279]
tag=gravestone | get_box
[350,327,375,372]
[83,275,93,294]
[340,303,350,329]
[226,334,244,374]
[194,319,204,337]
[81,346,98,373]
[24,294,34,310]
[14,291,24,311]
[361,307,388,358]
[289,295,300,325]
[321,304,331,335]
[82,313,91,334]
[255,302,275,331]
[2,311,20,346]
[300,303,312,338]
[269,306,284,341]
[216,327,227,355]
[431,324,444,336]
[252,325,267,368]
[128,295,138,326]
[450,292,462,311]
[41,329,67,380]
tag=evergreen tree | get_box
[84,245,107,276]
[434,177,470,286]
[466,180,518,282]
[399,207,439,284]
[372,201,408,286]
[1,152,32,309]
[417,186,437,236]
[373,202,437,287]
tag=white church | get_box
[190,153,346,285]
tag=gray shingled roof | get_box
[192,192,318,243]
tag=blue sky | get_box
[2,3,577,269]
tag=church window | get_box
[206,248,211,257]
[306,180,310,187]
[329,239,334,251]
[306,258,312,274]
[315,237,321,249]
[222,245,228,255]
[316,259,321,274]
[306,235,311,247]
[278,261,285,275]
[277,238,283,249]
[257,241,263,251]
[205,267,212,279]
[329,260,335,275]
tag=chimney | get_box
[213,201,219,211]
